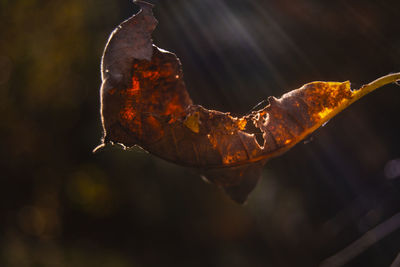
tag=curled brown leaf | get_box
[95,1,400,203]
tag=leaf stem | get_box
[351,72,400,102]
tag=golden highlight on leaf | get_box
[96,1,400,203]
[184,112,200,133]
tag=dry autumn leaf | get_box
[95,1,400,203]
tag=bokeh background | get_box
[1,0,400,266]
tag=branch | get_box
[320,211,400,267]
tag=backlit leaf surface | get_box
[96,1,400,203]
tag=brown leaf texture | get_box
[96,1,400,203]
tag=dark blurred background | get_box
[1,0,400,266]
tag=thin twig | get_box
[390,251,400,267]
[320,211,400,267]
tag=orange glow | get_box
[165,101,184,116]
[126,76,140,96]
[317,107,334,119]
[207,134,218,149]
[222,151,247,165]
[164,95,186,122]
[120,77,140,122]
[237,118,247,130]
[121,107,135,121]
[141,70,160,80]
[223,154,236,164]
[145,115,163,136]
